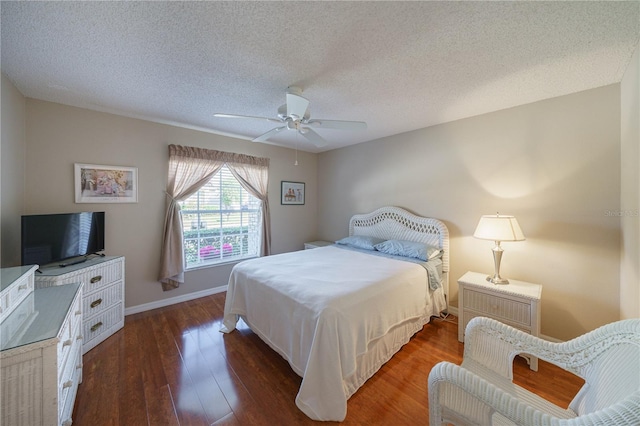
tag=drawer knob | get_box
[18,284,28,290]
[62,420,73,426]
[77,335,83,341]
[75,310,82,316]
[62,380,73,389]
[90,322,103,332]
[90,275,103,284]
[62,339,72,347]
[90,298,103,308]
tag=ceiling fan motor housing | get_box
[285,120,300,131]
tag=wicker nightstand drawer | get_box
[462,288,531,327]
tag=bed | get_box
[220,206,449,421]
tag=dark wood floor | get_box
[73,293,584,425]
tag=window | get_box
[180,165,261,268]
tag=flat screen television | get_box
[21,212,105,266]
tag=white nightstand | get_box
[457,271,542,371]
[304,240,333,249]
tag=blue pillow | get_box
[335,235,386,251]
[374,239,442,261]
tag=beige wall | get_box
[1,73,634,336]
[620,43,640,319]
[1,75,26,266]
[318,85,622,340]
[18,99,318,309]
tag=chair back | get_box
[569,319,640,416]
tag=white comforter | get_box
[221,245,441,421]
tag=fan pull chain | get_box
[294,130,299,166]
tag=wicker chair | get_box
[428,317,640,425]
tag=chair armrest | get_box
[463,317,640,381]
[428,361,640,426]
[428,361,560,426]
[462,317,559,380]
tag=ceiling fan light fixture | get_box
[216,86,367,148]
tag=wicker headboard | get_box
[349,206,450,299]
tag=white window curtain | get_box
[159,144,270,291]
[225,156,271,259]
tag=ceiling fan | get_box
[214,86,367,148]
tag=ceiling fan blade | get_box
[286,93,310,119]
[253,126,286,142]
[305,119,367,130]
[214,113,281,124]
[300,128,327,148]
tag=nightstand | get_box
[304,240,332,249]
[457,271,542,371]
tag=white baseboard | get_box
[124,285,228,316]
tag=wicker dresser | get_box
[35,256,125,354]
[1,265,83,426]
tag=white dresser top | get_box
[37,255,123,276]
[1,283,81,351]
[458,271,542,300]
[0,265,38,292]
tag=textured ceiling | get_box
[2,1,639,153]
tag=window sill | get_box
[185,256,257,272]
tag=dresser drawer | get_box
[82,261,122,294]
[57,295,83,376]
[84,303,123,348]
[58,325,82,394]
[463,288,531,327]
[60,363,81,426]
[83,280,123,319]
[0,266,37,323]
[58,329,82,422]
[60,364,80,426]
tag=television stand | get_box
[59,257,88,267]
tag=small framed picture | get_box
[75,163,138,203]
[281,181,305,205]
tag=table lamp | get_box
[473,214,525,284]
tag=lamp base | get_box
[488,241,510,284]
[486,275,509,285]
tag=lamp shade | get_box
[473,215,525,242]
